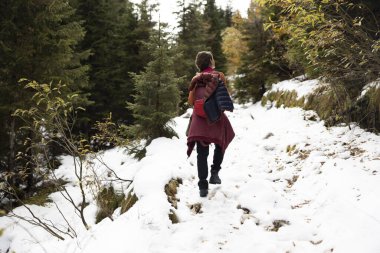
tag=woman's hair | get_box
[195,51,214,71]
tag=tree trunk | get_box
[7,115,16,178]
[25,130,34,194]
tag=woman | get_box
[187,51,235,197]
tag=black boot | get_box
[199,189,208,197]
[209,145,223,184]
[209,171,221,184]
[198,179,208,197]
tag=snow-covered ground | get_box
[266,76,322,99]
[1,84,380,253]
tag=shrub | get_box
[349,86,380,132]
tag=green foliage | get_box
[91,114,129,151]
[12,80,94,180]
[261,0,380,95]
[95,186,125,224]
[14,80,79,135]
[0,0,90,94]
[127,141,147,161]
[203,0,229,73]
[23,179,67,206]
[175,1,210,112]
[128,23,181,142]
[174,0,232,111]
[10,80,91,199]
[234,2,296,103]
[0,0,89,190]
[76,0,155,130]
[255,0,380,131]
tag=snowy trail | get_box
[168,103,380,253]
[1,102,380,253]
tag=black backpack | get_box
[203,78,234,123]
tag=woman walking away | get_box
[187,51,235,197]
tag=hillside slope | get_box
[1,84,380,253]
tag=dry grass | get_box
[96,186,125,223]
[165,178,182,223]
[261,79,380,132]
[120,189,138,215]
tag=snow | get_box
[359,80,380,99]
[266,76,322,99]
[1,79,380,253]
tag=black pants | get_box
[196,142,224,189]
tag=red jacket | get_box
[187,68,235,156]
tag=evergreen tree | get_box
[225,4,233,27]
[76,0,133,129]
[0,0,89,188]
[76,0,155,130]
[175,0,209,112]
[203,0,228,73]
[134,0,157,68]
[128,23,181,142]
[235,1,293,103]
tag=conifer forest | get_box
[0,1,380,252]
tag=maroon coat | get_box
[187,68,235,156]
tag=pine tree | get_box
[225,4,233,27]
[76,0,129,128]
[134,0,157,69]
[76,0,155,130]
[175,0,209,112]
[235,1,293,103]
[203,0,228,73]
[128,23,181,142]
[0,0,89,188]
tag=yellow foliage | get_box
[232,11,244,30]
[222,27,248,75]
